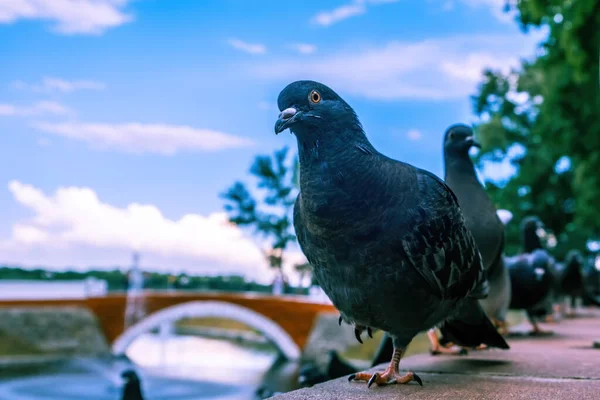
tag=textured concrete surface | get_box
[276,308,600,400]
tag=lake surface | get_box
[0,333,301,400]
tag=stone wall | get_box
[0,307,110,359]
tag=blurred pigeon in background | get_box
[554,250,600,316]
[436,124,512,349]
[275,80,508,387]
[507,216,555,335]
[121,369,144,400]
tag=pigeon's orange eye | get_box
[309,90,321,104]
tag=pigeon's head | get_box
[522,216,545,238]
[565,250,584,268]
[121,369,139,382]
[274,80,358,137]
[443,124,481,156]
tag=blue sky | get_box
[0,0,545,282]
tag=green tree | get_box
[221,146,300,279]
[293,262,313,288]
[472,0,599,257]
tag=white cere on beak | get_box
[280,107,297,120]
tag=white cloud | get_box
[289,43,317,55]
[254,34,541,101]
[1,181,308,283]
[312,0,398,27]
[0,181,272,280]
[440,52,518,83]
[406,129,422,141]
[13,77,106,93]
[0,101,71,117]
[32,121,254,155]
[0,0,133,35]
[447,0,516,23]
[312,2,366,26]
[227,38,267,55]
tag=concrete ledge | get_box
[279,373,600,400]
[276,308,600,400]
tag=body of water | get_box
[0,333,301,400]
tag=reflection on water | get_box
[0,333,301,400]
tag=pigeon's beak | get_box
[275,107,298,134]
[465,136,481,148]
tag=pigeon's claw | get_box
[367,327,373,338]
[349,347,422,388]
[354,327,363,344]
[529,321,553,336]
[349,369,421,388]
[491,318,508,336]
[427,329,468,356]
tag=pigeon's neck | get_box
[295,125,374,167]
[295,125,379,201]
[522,229,543,253]
[444,152,479,183]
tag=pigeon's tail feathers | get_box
[440,298,510,350]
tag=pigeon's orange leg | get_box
[427,329,468,355]
[348,348,422,388]
[492,318,508,336]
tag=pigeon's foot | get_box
[427,329,468,356]
[492,319,508,336]
[529,321,553,336]
[349,370,421,387]
[348,348,422,388]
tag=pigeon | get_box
[440,124,512,343]
[556,250,600,314]
[275,80,509,387]
[121,370,145,400]
[583,255,600,305]
[506,216,555,335]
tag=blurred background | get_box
[0,1,598,399]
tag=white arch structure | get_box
[111,300,301,361]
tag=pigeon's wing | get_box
[394,166,487,301]
[294,194,316,266]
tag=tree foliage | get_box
[221,147,299,274]
[472,0,599,257]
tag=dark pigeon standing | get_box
[275,80,508,387]
[555,250,600,315]
[121,369,145,400]
[583,255,600,306]
[439,124,512,345]
[507,216,555,335]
